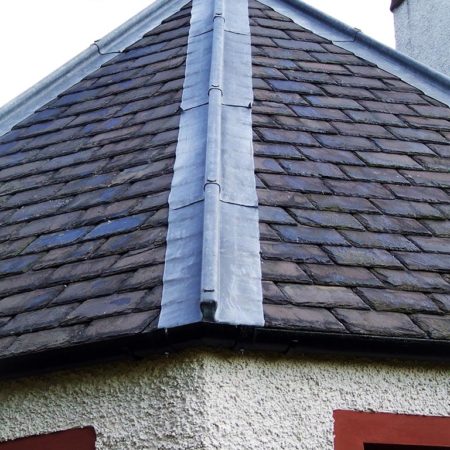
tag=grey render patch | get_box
[159,0,264,328]
[0,0,191,136]
[259,0,450,106]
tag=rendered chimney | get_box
[391,0,450,76]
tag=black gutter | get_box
[1,324,449,380]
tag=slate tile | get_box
[262,281,289,304]
[0,304,76,337]
[261,242,331,263]
[64,291,147,324]
[308,194,377,213]
[260,223,279,241]
[359,101,415,115]
[401,115,450,131]
[259,206,296,224]
[410,105,450,119]
[291,105,349,121]
[253,142,301,158]
[334,309,426,337]
[254,156,285,173]
[422,220,450,237]
[257,189,313,209]
[267,79,322,95]
[304,263,383,287]
[274,224,348,245]
[357,152,422,169]
[298,62,350,75]
[123,264,164,290]
[274,116,336,133]
[280,160,345,178]
[96,227,166,255]
[328,180,394,199]
[52,274,129,305]
[408,236,450,254]
[332,75,386,89]
[139,285,163,310]
[0,254,42,276]
[9,198,70,224]
[0,287,63,317]
[5,325,85,356]
[401,170,450,189]
[280,284,367,309]
[300,147,362,165]
[315,134,377,151]
[388,184,449,203]
[259,173,329,194]
[375,139,433,155]
[111,246,166,272]
[431,294,450,312]
[49,256,119,284]
[340,230,418,251]
[290,209,364,230]
[340,166,409,184]
[374,269,449,291]
[264,304,346,331]
[388,127,447,143]
[372,90,428,104]
[394,252,450,272]
[83,310,158,340]
[258,128,319,146]
[84,214,148,240]
[321,84,375,99]
[332,122,393,138]
[254,89,306,105]
[357,288,439,313]
[414,156,450,172]
[306,96,363,110]
[261,260,310,283]
[372,199,443,219]
[357,214,430,235]
[412,315,450,340]
[0,237,34,259]
[325,246,402,268]
[24,227,90,254]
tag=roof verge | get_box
[0,0,191,136]
[259,0,450,106]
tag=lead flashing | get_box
[0,0,191,136]
[259,0,450,106]
[159,0,264,328]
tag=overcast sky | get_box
[0,0,395,107]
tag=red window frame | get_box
[334,410,450,450]
[0,427,95,450]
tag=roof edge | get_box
[259,0,450,106]
[0,0,190,136]
[1,324,449,379]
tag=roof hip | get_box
[158,0,264,327]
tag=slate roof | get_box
[249,0,450,341]
[0,3,191,357]
[0,0,449,369]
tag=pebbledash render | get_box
[0,0,449,449]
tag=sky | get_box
[0,0,395,107]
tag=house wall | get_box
[393,0,450,76]
[0,350,449,449]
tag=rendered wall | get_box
[0,350,449,449]
[393,0,450,76]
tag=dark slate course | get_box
[0,3,192,358]
[250,0,450,341]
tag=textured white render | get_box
[393,0,450,76]
[0,351,449,449]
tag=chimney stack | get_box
[391,0,450,76]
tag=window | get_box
[334,410,450,450]
[0,427,95,450]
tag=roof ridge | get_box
[158,0,264,328]
[259,0,450,106]
[0,0,191,136]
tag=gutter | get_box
[259,0,450,106]
[0,0,191,136]
[1,324,449,380]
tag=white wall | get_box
[393,0,450,76]
[0,350,449,449]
